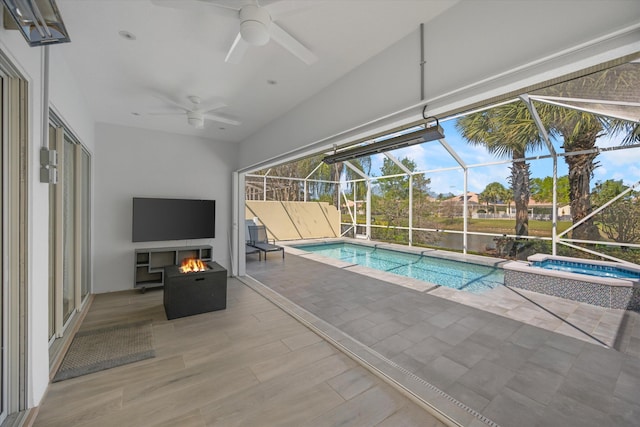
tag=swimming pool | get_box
[294,242,503,294]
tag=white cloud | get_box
[428,172,463,195]
[599,146,640,166]
[425,164,510,195]
[594,166,608,178]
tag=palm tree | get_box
[500,187,514,218]
[532,62,640,241]
[477,192,490,214]
[530,102,604,240]
[456,102,545,236]
[481,182,508,215]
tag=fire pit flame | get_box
[180,258,208,273]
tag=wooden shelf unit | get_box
[134,245,213,291]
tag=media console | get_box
[134,245,213,292]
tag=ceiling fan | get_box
[152,0,318,65]
[148,95,241,129]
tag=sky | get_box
[365,118,640,196]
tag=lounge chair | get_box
[245,244,261,261]
[245,219,261,260]
[248,225,284,260]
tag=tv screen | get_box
[132,197,215,242]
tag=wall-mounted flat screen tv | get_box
[132,197,215,242]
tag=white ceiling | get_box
[55,0,459,142]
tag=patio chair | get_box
[248,225,284,260]
[245,219,261,260]
[245,244,261,260]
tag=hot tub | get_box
[503,254,640,311]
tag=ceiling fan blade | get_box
[269,22,317,65]
[265,0,313,20]
[152,0,239,18]
[151,94,189,111]
[193,0,241,19]
[225,33,250,64]
[146,112,186,116]
[256,0,279,7]
[199,101,228,113]
[203,113,242,126]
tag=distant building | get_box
[441,192,571,220]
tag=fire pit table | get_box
[163,260,227,320]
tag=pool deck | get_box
[284,239,637,349]
[246,246,640,427]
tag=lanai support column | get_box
[552,156,558,255]
[304,162,324,204]
[521,94,558,255]
[343,161,371,237]
[353,181,357,233]
[463,169,468,254]
[438,138,468,254]
[263,168,271,201]
[409,174,413,246]
[383,152,413,246]
[366,179,372,239]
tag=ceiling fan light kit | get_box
[186,111,205,129]
[239,4,270,46]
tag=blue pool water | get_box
[532,260,640,280]
[295,242,503,294]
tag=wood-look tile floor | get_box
[34,278,445,427]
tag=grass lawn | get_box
[433,218,572,236]
[345,216,572,237]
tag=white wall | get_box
[238,0,640,169]
[93,123,237,294]
[0,28,95,408]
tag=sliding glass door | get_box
[0,72,5,425]
[48,118,91,341]
[0,61,29,424]
[62,135,76,322]
[80,148,91,300]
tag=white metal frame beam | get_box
[343,161,372,237]
[521,94,558,254]
[383,152,414,244]
[438,138,469,253]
